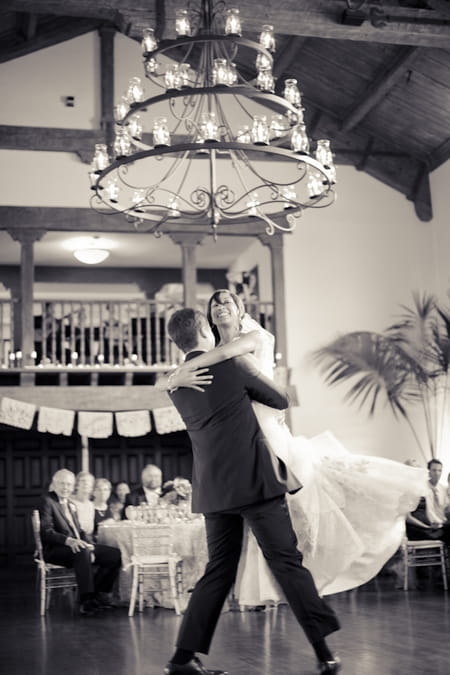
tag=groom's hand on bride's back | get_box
[169,366,214,392]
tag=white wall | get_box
[283,164,444,466]
[228,239,272,302]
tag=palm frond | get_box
[313,331,419,418]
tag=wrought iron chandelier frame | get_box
[89,0,336,237]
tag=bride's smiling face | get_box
[209,291,242,330]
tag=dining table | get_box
[97,515,208,611]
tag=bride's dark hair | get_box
[206,289,246,345]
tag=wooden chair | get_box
[128,523,183,617]
[31,509,77,615]
[401,537,448,591]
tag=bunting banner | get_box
[38,406,76,437]
[115,410,152,437]
[0,395,187,438]
[153,405,186,434]
[77,411,114,439]
[0,396,36,430]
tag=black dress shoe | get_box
[94,593,116,609]
[79,600,98,617]
[164,656,227,674]
[318,657,341,674]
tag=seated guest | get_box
[406,459,450,545]
[446,472,450,520]
[124,464,163,516]
[161,476,192,506]
[108,481,130,521]
[38,468,121,616]
[93,478,115,531]
[425,459,450,536]
[71,471,96,541]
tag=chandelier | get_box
[89,0,336,237]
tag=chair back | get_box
[32,509,44,561]
[131,523,175,559]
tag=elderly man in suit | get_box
[123,463,164,516]
[39,468,121,616]
[163,308,340,675]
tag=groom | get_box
[164,308,341,675]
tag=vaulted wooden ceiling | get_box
[1,0,450,225]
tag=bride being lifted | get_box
[169,289,426,603]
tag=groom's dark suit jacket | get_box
[170,352,302,514]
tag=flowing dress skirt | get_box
[234,406,426,604]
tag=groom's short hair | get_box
[168,308,208,353]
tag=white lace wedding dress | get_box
[233,315,426,603]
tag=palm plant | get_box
[313,293,450,462]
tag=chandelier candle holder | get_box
[89,0,336,237]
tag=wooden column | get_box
[169,233,206,307]
[81,436,90,473]
[99,26,115,150]
[7,229,45,365]
[258,233,287,366]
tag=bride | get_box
[170,289,426,603]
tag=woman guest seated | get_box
[161,477,192,508]
[71,471,96,542]
[108,481,130,521]
[93,478,115,532]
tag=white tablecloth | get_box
[97,519,208,610]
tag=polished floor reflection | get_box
[1,569,449,675]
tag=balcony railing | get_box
[0,298,274,369]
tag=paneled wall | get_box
[0,425,192,569]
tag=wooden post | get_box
[169,233,206,308]
[258,233,287,366]
[81,436,90,473]
[99,26,115,150]
[7,229,45,365]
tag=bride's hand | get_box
[168,365,213,392]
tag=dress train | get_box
[233,315,426,603]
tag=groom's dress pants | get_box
[176,495,340,654]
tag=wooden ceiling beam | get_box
[428,138,450,172]
[0,206,275,237]
[17,12,38,41]
[0,125,105,156]
[0,123,417,165]
[341,46,420,132]
[7,0,450,47]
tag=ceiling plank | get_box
[341,46,420,132]
[273,36,307,79]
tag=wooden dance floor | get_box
[1,569,449,675]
